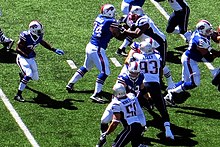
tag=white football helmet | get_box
[130,6,144,16]
[101,4,116,18]
[29,20,44,36]
[113,83,126,98]
[140,37,154,54]
[128,61,140,80]
[196,20,213,36]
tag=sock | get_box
[18,76,31,91]
[163,66,174,86]
[164,121,171,129]
[119,37,132,50]
[94,73,108,94]
[17,90,23,96]
[68,66,88,84]
[100,123,109,133]
[94,82,103,94]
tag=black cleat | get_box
[14,95,25,102]
[90,92,105,103]
[66,84,74,93]
[115,48,128,57]
[96,138,106,147]
[164,92,176,106]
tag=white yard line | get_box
[110,58,122,67]
[66,60,77,69]
[150,0,216,73]
[0,89,40,147]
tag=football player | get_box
[97,61,149,147]
[118,6,176,90]
[165,20,220,104]
[166,0,191,43]
[137,38,174,140]
[14,20,64,102]
[66,4,125,103]
[0,28,14,51]
[96,83,146,147]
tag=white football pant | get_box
[83,43,110,75]
[16,54,39,80]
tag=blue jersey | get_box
[117,72,144,95]
[19,31,43,58]
[185,30,211,62]
[90,14,116,49]
[124,0,145,7]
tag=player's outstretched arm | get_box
[40,40,64,55]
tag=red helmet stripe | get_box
[134,62,138,70]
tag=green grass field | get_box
[0,0,220,146]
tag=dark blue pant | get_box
[166,6,190,34]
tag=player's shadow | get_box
[174,105,220,120]
[174,45,188,52]
[143,110,198,146]
[166,45,189,64]
[0,48,17,63]
[68,90,94,94]
[166,51,182,64]
[25,86,78,110]
[68,89,112,103]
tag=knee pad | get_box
[77,66,88,77]
[97,73,108,84]
[21,76,31,84]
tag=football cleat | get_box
[115,48,128,57]
[90,93,105,103]
[96,138,106,147]
[66,84,74,93]
[14,95,25,102]
[2,39,14,51]
[164,91,176,106]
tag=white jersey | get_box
[136,51,161,83]
[111,94,145,126]
[135,15,166,41]
[168,0,188,11]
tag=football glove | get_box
[55,49,64,55]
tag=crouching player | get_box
[96,83,147,147]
